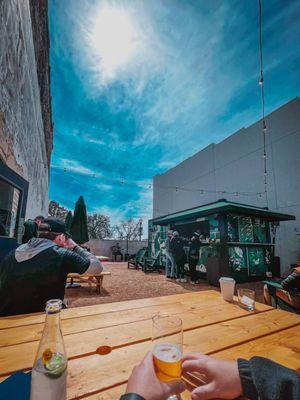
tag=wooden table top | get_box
[0,290,299,399]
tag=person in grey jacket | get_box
[119,352,300,400]
[0,218,102,316]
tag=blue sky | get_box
[49,0,300,227]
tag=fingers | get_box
[183,371,207,395]
[141,351,155,371]
[191,383,216,400]
[165,379,186,396]
[142,351,153,364]
[183,371,207,386]
[182,353,204,362]
[182,358,210,375]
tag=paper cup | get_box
[219,277,235,301]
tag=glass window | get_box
[0,178,21,238]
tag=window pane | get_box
[0,179,20,238]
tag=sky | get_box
[49,0,300,230]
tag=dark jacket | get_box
[120,357,300,400]
[22,219,38,243]
[281,266,300,294]
[170,236,185,257]
[0,238,89,316]
[188,239,201,261]
[238,356,300,400]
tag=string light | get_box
[53,165,264,198]
[263,122,267,133]
[258,0,268,203]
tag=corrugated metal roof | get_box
[153,199,295,225]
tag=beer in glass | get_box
[152,314,183,398]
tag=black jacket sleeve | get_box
[238,356,300,400]
[61,249,90,274]
[281,269,300,292]
[119,394,145,400]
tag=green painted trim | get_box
[153,200,295,225]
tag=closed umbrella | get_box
[70,196,89,244]
[67,197,89,289]
[65,211,73,233]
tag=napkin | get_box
[0,371,31,400]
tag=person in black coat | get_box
[188,232,201,284]
[170,231,186,283]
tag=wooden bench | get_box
[67,271,111,294]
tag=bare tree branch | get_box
[87,214,112,239]
[113,218,140,240]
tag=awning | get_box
[153,199,295,225]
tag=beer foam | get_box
[153,343,182,362]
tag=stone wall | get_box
[87,239,148,259]
[0,0,52,218]
[29,0,53,166]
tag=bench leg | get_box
[95,276,104,294]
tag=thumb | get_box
[191,383,215,400]
[164,379,186,396]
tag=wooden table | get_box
[96,256,110,261]
[0,290,299,399]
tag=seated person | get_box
[111,242,123,261]
[22,215,45,244]
[264,266,300,311]
[0,218,102,316]
[120,352,300,400]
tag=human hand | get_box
[125,352,186,400]
[182,353,242,400]
[64,237,77,250]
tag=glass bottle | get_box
[30,299,68,400]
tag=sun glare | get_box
[90,6,137,80]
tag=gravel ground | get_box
[65,262,265,308]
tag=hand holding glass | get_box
[152,314,183,399]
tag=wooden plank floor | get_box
[0,290,299,400]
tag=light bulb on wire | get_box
[263,122,267,133]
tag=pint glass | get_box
[152,314,183,388]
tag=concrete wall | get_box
[87,239,148,258]
[153,98,300,274]
[0,0,52,218]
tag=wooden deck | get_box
[0,290,299,399]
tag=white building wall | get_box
[153,98,300,274]
[86,239,148,258]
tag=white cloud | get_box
[53,158,102,177]
[95,182,113,191]
[86,137,105,145]
[156,160,175,170]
